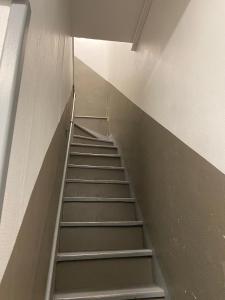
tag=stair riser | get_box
[70,145,117,155]
[59,227,144,252]
[55,257,153,293]
[67,168,125,180]
[55,297,162,300]
[62,202,137,222]
[64,182,130,198]
[72,137,114,146]
[69,156,121,167]
[75,118,109,137]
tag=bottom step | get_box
[55,256,153,293]
[55,286,165,300]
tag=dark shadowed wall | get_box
[0,95,73,300]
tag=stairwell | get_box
[49,115,166,300]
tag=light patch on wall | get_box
[0,1,10,58]
[74,37,133,81]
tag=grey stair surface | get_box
[74,123,109,141]
[67,165,125,180]
[62,202,137,222]
[52,120,165,299]
[74,125,97,139]
[63,197,136,203]
[54,286,165,300]
[72,135,114,146]
[64,180,130,198]
[55,256,153,293]
[69,152,121,167]
[59,226,145,252]
[70,143,118,154]
[56,249,153,261]
[74,116,109,137]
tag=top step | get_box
[75,116,109,137]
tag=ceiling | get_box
[70,0,151,45]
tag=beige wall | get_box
[0,1,10,57]
[74,0,225,175]
[0,0,73,290]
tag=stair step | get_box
[70,143,118,154]
[74,117,109,137]
[69,152,121,167]
[72,135,114,146]
[75,116,108,119]
[54,286,165,300]
[65,179,129,184]
[59,226,145,252]
[57,249,153,262]
[67,165,125,180]
[63,197,136,203]
[55,256,153,294]
[74,125,97,139]
[70,153,120,158]
[62,202,137,222]
[68,165,124,170]
[60,221,143,227]
[71,143,116,149]
[64,179,130,198]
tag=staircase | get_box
[51,116,165,300]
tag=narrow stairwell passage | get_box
[52,117,165,300]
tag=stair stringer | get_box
[111,136,171,300]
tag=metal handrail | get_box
[45,37,76,300]
[0,0,30,218]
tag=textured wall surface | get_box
[0,98,72,299]
[0,1,10,57]
[74,58,225,300]
[0,0,73,293]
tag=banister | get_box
[0,0,30,218]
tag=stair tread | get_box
[63,197,136,203]
[60,221,143,227]
[71,143,117,149]
[75,116,108,119]
[67,164,124,170]
[73,135,113,143]
[70,152,120,158]
[54,286,165,300]
[57,249,153,261]
[66,179,129,184]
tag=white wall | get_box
[0,1,10,58]
[0,0,73,281]
[74,0,225,174]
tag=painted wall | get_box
[74,0,225,175]
[0,1,10,57]
[73,57,225,300]
[0,0,73,296]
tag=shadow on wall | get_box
[138,0,191,53]
[74,57,110,117]
[0,95,73,300]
